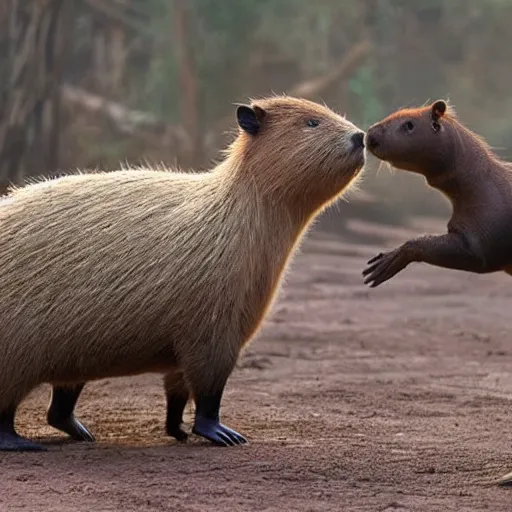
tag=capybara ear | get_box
[236,104,266,135]
[236,105,263,135]
[431,100,447,120]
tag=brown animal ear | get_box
[236,105,266,135]
[431,100,447,120]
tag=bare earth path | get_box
[3,217,512,512]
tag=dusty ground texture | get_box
[3,216,512,512]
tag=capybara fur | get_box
[363,99,512,287]
[0,95,365,450]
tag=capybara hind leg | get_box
[187,355,247,447]
[0,405,45,452]
[164,370,190,442]
[47,383,95,442]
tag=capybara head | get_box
[365,100,463,178]
[228,96,365,206]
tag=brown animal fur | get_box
[0,95,365,449]
[362,99,512,288]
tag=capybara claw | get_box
[0,432,46,452]
[192,417,247,446]
[49,416,95,442]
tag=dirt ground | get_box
[3,216,512,512]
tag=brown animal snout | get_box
[365,124,389,156]
[366,134,378,151]
[365,128,381,152]
[351,131,365,150]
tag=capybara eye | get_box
[306,119,320,128]
[432,120,441,133]
[402,121,415,133]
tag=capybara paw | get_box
[167,425,189,442]
[0,432,46,452]
[192,418,247,446]
[48,416,95,442]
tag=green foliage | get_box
[190,0,270,121]
[349,65,384,127]
[133,0,179,121]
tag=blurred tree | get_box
[0,0,71,189]
[2,0,512,224]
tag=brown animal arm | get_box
[363,232,486,287]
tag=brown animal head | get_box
[364,100,471,179]
[224,96,365,210]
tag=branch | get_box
[61,84,190,150]
[289,40,372,97]
[84,0,147,32]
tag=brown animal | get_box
[362,99,512,287]
[0,95,365,451]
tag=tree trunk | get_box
[90,0,127,98]
[0,0,70,188]
[171,0,200,168]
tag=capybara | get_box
[362,99,512,287]
[0,96,365,451]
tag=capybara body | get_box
[362,99,512,287]
[0,96,365,450]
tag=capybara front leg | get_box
[0,405,45,451]
[164,370,190,442]
[192,392,247,446]
[47,383,95,442]
[187,354,247,447]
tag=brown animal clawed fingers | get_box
[362,247,412,287]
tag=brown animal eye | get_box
[402,121,415,133]
[306,119,320,128]
[432,120,441,133]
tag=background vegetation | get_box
[2,0,512,228]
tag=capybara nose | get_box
[351,131,365,149]
[365,132,379,151]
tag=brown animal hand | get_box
[362,247,411,287]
